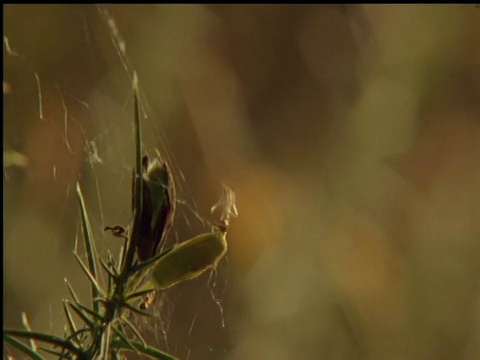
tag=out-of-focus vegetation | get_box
[4,5,480,360]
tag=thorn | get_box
[132,71,138,91]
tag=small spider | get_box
[104,225,128,240]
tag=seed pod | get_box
[133,156,176,261]
[151,229,227,289]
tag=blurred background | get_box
[3,4,480,360]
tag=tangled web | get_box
[4,5,229,359]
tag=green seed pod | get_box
[130,185,235,300]
[151,229,227,289]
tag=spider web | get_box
[4,5,229,359]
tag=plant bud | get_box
[133,156,176,261]
[151,229,227,289]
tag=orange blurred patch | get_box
[24,90,85,209]
[4,81,12,94]
[227,163,292,273]
[327,210,407,333]
[386,107,480,196]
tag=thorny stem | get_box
[4,85,181,360]
[78,87,147,358]
[81,87,151,359]
[82,89,145,358]
[118,85,143,293]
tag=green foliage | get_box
[3,82,236,359]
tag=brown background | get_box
[4,4,480,360]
